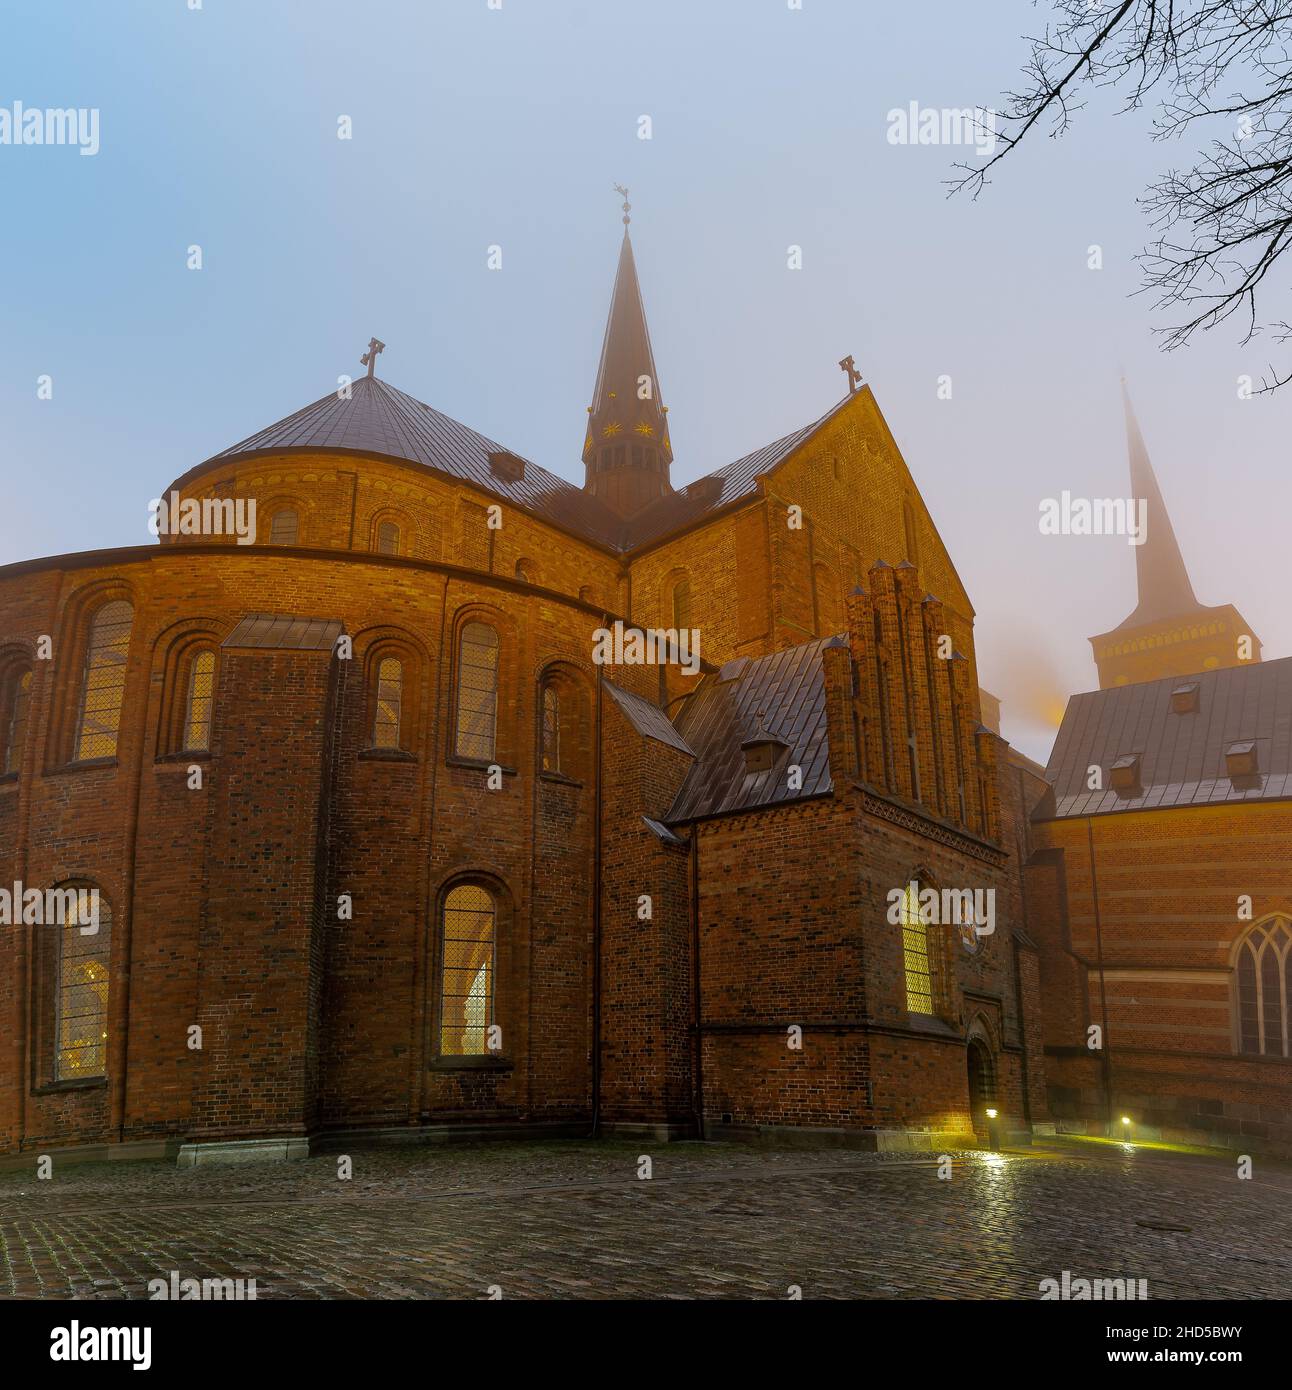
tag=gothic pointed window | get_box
[901,881,934,1015]
[55,891,111,1080]
[376,521,400,555]
[439,884,496,1056]
[1236,918,1292,1057]
[372,657,403,749]
[455,622,499,761]
[75,600,133,761]
[541,685,560,773]
[182,648,216,752]
[3,668,32,775]
[269,509,298,545]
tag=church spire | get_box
[581,187,673,517]
[1088,379,1261,688]
[1120,379,1200,626]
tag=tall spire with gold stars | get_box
[581,186,674,517]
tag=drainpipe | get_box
[590,651,604,1138]
[1086,817,1114,1134]
[690,825,704,1139]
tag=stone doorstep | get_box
[0,1137,180,1174]
[176,1137,311,1167]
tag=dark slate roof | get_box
[667,636,839,822]
[203,374,626,549]
[603,680,695,756]
[223,613,344,651]
[196,373,848,555]
[1040,656,1292,818]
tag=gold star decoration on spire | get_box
[634,421,655,437]
[601,421,622,438]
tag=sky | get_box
[3,0,1289,765]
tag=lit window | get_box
[439,884,496,1056]
[455,623,499,761]
[376,521,400,555]
[183,649,216,752]
[901,882,934,1014]
[75,600,133,761]
[3,668,32,775]
[671,576,692,630]
[269,509,298,545]
[1236,918,1291,1057]
[56,892,111,1080]
[541,686,560,773]
[372,657,403,749]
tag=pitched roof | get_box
[189,372,850,555]
[603,680,695,756]
[1039,655,1292,818]
[667,636,838,822]
[200,374,626,549]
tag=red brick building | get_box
[1029,389,1292,1155]
[0,217,1049,1164]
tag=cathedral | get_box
[0,202,1282,1166]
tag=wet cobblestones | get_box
[1,1138,1288,1299]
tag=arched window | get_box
[515,558,536,584]
[671,575,692,630]
[455,622,499,761]
[376,521,400,555]
[269,509,298,545]
[1236,918,1292,1057]
[75,600,133,761]
[541,685,560,773]
[55,889,111,1080]
[439,883,496,1056]
[372,656,403,749]
[900,881,934,1015]
[2,667,32,775]
[176,648,216,752]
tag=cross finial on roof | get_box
[614,183,631,227]
[360,337,385,378]
[839,354,862,394]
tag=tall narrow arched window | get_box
[182,649,216,752]
[1236,918,1292,1057]
[439,884,496,1056]
[75,600,133,761]
[3,668,32,775]
[55,890,111,1080]
[376,520,400,555]
[372,657,403,749]
[455,622,499,761]
[671,576,692,630]
[903,498,921,567]
[269,509,298,545]
[541,685,560,773]
[900,881,934,1015]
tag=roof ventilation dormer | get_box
[741,718,789,776]
[1110,754,1142,795]
[1225,740,1259,780]
[488,450,526,483]
[1170,681,1200,714]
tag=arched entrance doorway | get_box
[966,1036,996,1137]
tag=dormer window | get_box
[1226,741,1259,779]
[1110,754,1141,794]
[488,450,526,482]
[741,729,789,776]
[1170,682,1200,714]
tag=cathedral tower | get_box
[581,189,674,517]
[1089,381,1261,688]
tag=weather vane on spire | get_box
[614,183,631,227]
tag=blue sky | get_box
[3,0,1289,763]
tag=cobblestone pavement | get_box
[1,1137,1289,1299]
